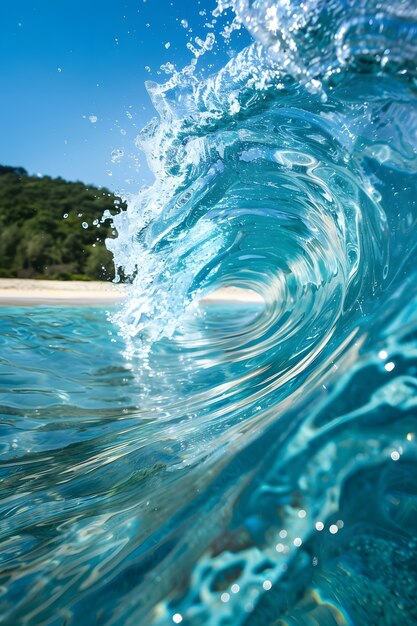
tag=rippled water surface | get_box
[2,0,417,623]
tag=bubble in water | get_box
[82,222,88,229]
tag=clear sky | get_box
[0,0,250,194]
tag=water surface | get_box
[2,0,417,624]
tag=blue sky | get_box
[0,0,250,193]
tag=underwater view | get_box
[2,0,417,624]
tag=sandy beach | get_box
[0,279,126,306]
[199,286,264,304]
[0,280,264,307]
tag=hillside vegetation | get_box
[0,165,126,281]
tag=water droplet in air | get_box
[111,148,124,163]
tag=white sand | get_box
[0,279,125,306]
[199,286,264,304]
[0,280,264,307]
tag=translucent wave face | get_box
[110,79,390,406]
[105,4,417,620]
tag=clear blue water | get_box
[2,0,417,624]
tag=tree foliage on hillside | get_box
[0,165,125,281]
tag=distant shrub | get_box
[0,268,17,278]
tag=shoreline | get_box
[0,279,125,307]
[0,279,264,307]
[199,286,264,305]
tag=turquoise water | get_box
[2,0,417,624]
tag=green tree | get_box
[0,165,126,280]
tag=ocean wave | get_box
[106,1,417,623]
[1,1,417,624]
